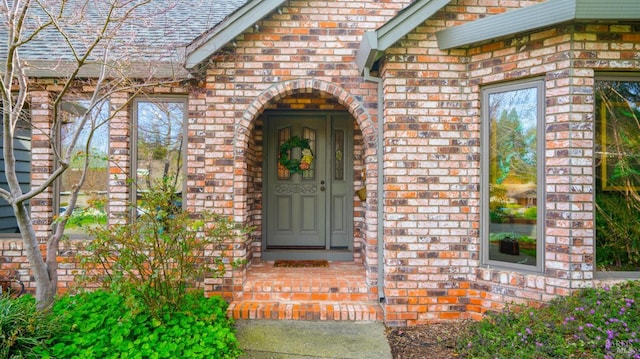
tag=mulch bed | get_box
[386,321,474,358]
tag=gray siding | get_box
[0,128,31,233]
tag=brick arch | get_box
[237,78,375,145]
[232,77,378,218]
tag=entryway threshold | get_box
[235,320,392,359]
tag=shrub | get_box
[0,294,57,358]
[82,177,250,318]
[37,290,241,358]
[459,281,640,358]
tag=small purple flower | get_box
[526,328,532,335]
[578,326,584,331]
[586,323,594,328]
[607,329,615,339]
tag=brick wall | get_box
[2,0,638,325]
[192,0,416,300]
[379,0,640,325]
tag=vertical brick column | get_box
[29,91,54,243]
[107,92,132,225]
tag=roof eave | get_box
[356,0,452,75]
[436,0,640,50]
[15,60,192,80]
[185,0,286,69]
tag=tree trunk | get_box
[14,201,56,310]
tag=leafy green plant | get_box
[37,290,241,358]
[0,294,57,358]
[81,177,250,318]
[459,281,640,358]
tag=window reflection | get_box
[135,100,185,212]
[486,85,540,266]
[59,99,110,236]
[595,79,640,272]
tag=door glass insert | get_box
[302,127,316,180]
[334,130,344,180]
[277,127,292,180]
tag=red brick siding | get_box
[2,0,639,326]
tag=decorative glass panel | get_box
[59,99,110,235]
[486,85,540,267]
[136,100,185,211]
[334,130,344,180]
[302,127,316,180]
[277,127,291,180]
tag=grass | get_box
[458,281,640,358]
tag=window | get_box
[133,98,186,214]
[482,80,544,270]
[58,99,110,236]
[595,76,640,273]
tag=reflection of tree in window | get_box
[489,89,537,186]
[59,99,110,235]
[486,84,540,267]
[595,79,640,271]
[136,101,184,191]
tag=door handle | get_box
[320,186,325,191]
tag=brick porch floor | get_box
[228,261,383,321]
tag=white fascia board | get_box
[436,0,640,50]
[185,0,286,69]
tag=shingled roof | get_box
[0,0,251,76]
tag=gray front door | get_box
[264,112,353,257]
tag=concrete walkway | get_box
[235,320,393,359]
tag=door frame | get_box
[261,110,354,261]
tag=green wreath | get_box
[279,136,314,174]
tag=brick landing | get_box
[228,261,383,321]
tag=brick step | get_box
[241,261,378,302]
[242,281,374,301]
[228,300,383,321]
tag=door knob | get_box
[320,186,325,191]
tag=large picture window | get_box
[595,76,640,273]
[133,98,186,214]
[482,80,544,270]
[58,99,110,236]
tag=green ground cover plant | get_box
[27,178,246,358]
[35,290,240,358]
[459,281,640,358]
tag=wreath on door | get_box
[279,136,314,174]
